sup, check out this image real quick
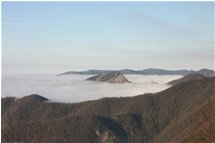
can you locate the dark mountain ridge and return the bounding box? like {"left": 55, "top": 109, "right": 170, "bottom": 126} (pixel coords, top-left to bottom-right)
{"left": 167, "top": 73, "right": 208, "bottom": 86}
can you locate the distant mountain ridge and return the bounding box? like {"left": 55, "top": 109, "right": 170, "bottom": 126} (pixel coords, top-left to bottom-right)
{"left": 59, "top": 68, "right": 215, "bottom": 77}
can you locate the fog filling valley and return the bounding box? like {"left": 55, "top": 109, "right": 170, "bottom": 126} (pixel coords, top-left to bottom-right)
{"left": 2, "top": 74, "right": 183, "bottom": 103}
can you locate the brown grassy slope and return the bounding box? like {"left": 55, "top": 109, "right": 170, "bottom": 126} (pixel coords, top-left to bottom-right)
{"left": 2, "top": 77, "right": 215, "bottom": 143}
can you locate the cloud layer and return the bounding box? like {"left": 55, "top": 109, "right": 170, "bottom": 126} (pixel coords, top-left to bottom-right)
{"left": 2, "top": 74, "right": 182, "bottom": 103}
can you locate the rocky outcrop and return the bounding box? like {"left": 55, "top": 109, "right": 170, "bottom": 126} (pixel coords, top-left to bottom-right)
{"left": 86, "top": 72, "right": 131, "bottom": 83}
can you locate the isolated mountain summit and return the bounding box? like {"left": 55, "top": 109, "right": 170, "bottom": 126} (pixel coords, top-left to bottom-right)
{"left": 86, "top": 72, "right": 131, "bottom": 83}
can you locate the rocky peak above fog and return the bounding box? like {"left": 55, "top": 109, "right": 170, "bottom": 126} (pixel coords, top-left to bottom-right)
{"left": 86, "top": 72, "right": 131, "bottom": 84}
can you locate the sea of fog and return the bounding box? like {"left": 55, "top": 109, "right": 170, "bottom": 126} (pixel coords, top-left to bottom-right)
{"left": 2, "top": 74, "right": 183, "bottom": 103}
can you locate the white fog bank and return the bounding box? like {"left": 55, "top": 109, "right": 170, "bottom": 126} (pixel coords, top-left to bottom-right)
{"left": 2, "top": 74, "right": 182, "bottom": 103}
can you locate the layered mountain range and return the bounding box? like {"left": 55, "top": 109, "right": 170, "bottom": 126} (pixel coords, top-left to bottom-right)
{"left": 2, "top": 74, "right": 215, "bottom": 143}
{"left": 59, "top": 68, "right": 215, "bottom": 77}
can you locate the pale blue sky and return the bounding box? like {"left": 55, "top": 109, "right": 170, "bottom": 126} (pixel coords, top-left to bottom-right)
{"left": 2, "top": 2, "right": 214, "bottom": 73}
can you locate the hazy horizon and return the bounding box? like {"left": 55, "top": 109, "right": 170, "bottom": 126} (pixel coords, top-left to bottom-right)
{"left": 2, "top": 2, "right": 214, "bottom": 74}
{"left": 2, "top": 67, "right": 215, "bottom": 75}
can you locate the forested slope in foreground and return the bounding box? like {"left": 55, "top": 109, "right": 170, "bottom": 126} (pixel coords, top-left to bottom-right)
{"left": 2, "top": 77, "right": 215, "bottom": 143}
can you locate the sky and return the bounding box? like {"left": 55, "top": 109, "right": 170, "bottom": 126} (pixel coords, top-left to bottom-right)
{"left": 2, "top": 2, "right": 215, "bottom": 74}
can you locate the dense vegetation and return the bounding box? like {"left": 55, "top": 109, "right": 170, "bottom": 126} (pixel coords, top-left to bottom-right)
{"left": 2, "top": 77, "right": 215, "bottom": 143}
